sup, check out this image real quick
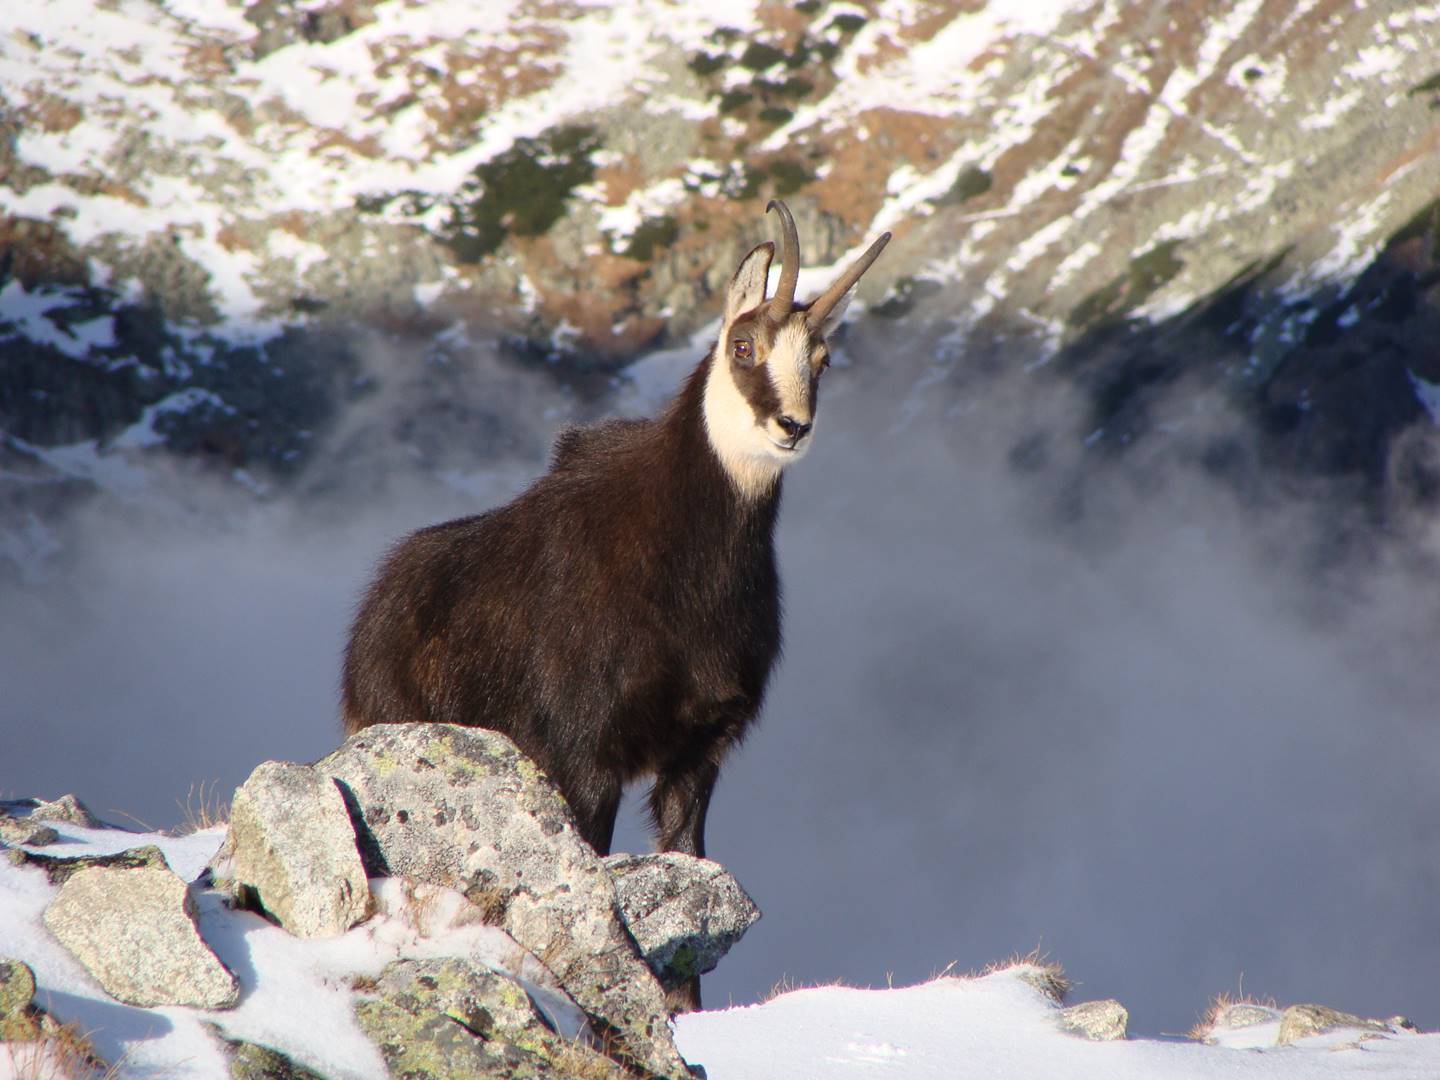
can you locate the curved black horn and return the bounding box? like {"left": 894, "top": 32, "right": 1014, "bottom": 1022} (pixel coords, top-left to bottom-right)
{"left": 805, "top": 231, "right": 892, "bottom": 328}
{"left": 766, "top": 199, "right": 801, "bottom": 315}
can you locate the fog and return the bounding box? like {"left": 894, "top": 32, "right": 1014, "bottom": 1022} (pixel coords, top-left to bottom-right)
{"left": 4, "top": 327, "right": 1439, "bottom": 1037}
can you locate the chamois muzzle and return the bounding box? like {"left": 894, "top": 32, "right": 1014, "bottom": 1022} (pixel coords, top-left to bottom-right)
{"left": 777, "top": 415, "right": 812, "bottom": 446}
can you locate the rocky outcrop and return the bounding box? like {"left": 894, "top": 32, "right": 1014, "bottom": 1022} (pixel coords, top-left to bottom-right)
{"left": 1193, "top": 998, "right": 1416, "bottom": 1048}
{"left": 316, "top": 723, "right": 695, "bottom": 1078}
{"left": 604, "top": 853, "right": 760, "bottom": 993}
{"left": 1058, "top": 999, "right": 1128, "bottom": 1041}
{"left": 0, "top": 812, "right": 58, "bottom": 848}
{"left": 42, "top": 859, "right": 240, "bottom": 1009}
{"left": 354, "top": 958, "right": 626, "bottom": 1079}
{"left": 208, "top": 761, "right": 372, "bottom": 938}
{"left": 1276, "top": 1003, "right": 1411, "bottom": 1046}
{"left": 28, "top": 794, "right": 101, "bottom": 829}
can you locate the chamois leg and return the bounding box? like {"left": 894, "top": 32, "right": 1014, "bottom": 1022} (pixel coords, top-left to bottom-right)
{"left": 566, "top": 777, "right": 623, "bottom": 857}
{"left": 648, "top": 758, "right": 719, "bottom": 858}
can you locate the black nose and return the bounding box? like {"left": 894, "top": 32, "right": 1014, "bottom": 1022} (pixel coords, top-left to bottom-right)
{"left": 777, "top": 415, "right": 812, "bottom": 443}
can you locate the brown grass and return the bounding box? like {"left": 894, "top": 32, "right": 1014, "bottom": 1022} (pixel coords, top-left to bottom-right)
{"left": 548, "top": 1033, "right": 631, "bottom": 1080}
{"left": 758, "top": 973, "right": 857, "bottom": 1004}
{"left": 173, "top": 780, "right": 230, "bottom": 835}
{"left": 0, "top": 1016, "right": 120, "bottom": 1080}
{"left": 976, "top": 948, "right": 1071, "bottom": 1004}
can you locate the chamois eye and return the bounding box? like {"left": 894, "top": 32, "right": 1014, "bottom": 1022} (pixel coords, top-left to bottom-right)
{"left": 732, "top": 339, "right": 752, "bottom": 361}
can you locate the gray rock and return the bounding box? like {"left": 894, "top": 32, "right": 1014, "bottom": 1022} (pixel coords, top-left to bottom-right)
{"left": 209, "top": 761, "right": 372, "bottom": 938}
{"left": 0, "top": 811, "right": 59, "bottom": 848}
{"left": 1058, "top": 999, "right": 1128, "bottom": 1041}
{"left": 29, "top": 794, "right": 101, "bottom": 829}
{"left": 354, "top": 957, "right": 625, "bottom": 1079}
{"left": 603, "top": 853, "right": 759, "bottom": 991}
{"left": 1211, "top": 1002, "right": 1282, "bottom": 1031}
{"left": 43, "top": 861, "right": 240, "bottom": 1009}
{"left": 316, "top": 724, "right": 693, "bottom": 1078}
{"left": 1276, "top": 1003, "right": 1396, "bottom": 1045}
{"left": 5, "top": 843, "right": 169, "bottom": 886}
{"left": 0, "top": 958, "right": 43, "bottom": 1041}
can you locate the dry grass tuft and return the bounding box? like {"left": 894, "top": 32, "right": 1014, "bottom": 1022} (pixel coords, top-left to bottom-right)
{"left": 969, "top": 948, "right": 1071, "bottom": 1003}
{"left": 347, "top": 972, "right": 380, "bottom": 994}
{"left": 549, "top": 1033, "right": 631, "bottom": 1079}
{"left": 758, "top": 973, "right": 857, "bottom": 1004}
{"left": 0, "top": 1016, "right": 120, "bottom": 1079}
{"left": 1187, "top": 989, "right": 1280, "bottom": 1040}
{"left": 173, "top": 779, "right": 230, "bottom": 835}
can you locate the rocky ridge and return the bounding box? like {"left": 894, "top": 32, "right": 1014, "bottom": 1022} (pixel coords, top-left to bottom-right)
{"left": 1, "top": 725, "right": 762, "bottom": 1078}
{"left": 2, "top": 0, "right": 1438, "bottom": 576}
{"left": 1, "top": 772, "right": 1428, "bottom": 1075}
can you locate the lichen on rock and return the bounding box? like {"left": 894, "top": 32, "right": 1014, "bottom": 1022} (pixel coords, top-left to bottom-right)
{"left": 0, "top": 958, "right": 43, "bottom": 1042}
{"left": 208, "top": 760, "right": 373, "bottom": 938}
{"left": 42, "top": 859, "right": 240, "bottom": 1010}
{"left": 353, "top": 957, "right": 626, "bottom": 1079}
{"left": 317, "top": 723, "right": 696, "bottom": 1077}
{"left": 603, "top": 852, "right": 760, "bottom": 991}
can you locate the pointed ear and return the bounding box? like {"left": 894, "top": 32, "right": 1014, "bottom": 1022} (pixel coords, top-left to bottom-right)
{"left": 811, "top": 289, "right": 852, "bottom": 337}
{"left": 724, "top": 242, "right": 773, "bottom": 323}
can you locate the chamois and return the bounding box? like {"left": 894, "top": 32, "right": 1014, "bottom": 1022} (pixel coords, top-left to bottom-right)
{"left": 342, "top": 200, "right": 890, "bottom": 863}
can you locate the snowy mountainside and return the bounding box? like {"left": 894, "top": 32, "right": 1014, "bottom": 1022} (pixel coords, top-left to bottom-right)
{"left": 1, "top": 0, "right": 1439, "bottom": 562}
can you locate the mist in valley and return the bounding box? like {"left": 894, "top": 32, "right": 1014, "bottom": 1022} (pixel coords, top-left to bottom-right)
{"left": 3, "top": 323, "right": 1439, "bottom": 1038}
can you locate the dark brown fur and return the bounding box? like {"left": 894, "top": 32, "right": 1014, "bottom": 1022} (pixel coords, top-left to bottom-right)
{"left": 341, "top": 354, "right": 782, "bottom": 859}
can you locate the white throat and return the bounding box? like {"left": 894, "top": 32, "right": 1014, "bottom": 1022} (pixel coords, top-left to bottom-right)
{"left": 701, "top": 352, "right": 788, "bottom": 501}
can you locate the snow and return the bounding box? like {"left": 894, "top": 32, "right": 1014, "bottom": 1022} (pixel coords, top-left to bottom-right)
{"left": 6, "top": 814, "right": 1440, "bottom": 1079}
{"left": 0, "top": 819, "right": 588, "bottom": 1079}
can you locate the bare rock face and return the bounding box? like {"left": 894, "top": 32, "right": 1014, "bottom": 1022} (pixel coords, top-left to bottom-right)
{"left": 208, "top": 760, "right": 373, "bottom": 938}
{"left": 42, "top": 860, "right": 240, "bottom": 1009}
{"left": 0, "top": 811, "right": 58, "bottom": 848}
{"left": 28, "top": 794, "right": 101, "bottom": 829}
{"left": 354, "top": 957, "right": 625, "bottom": 1079}
{"left": 1209, "top": 1002, "right": 1282, "bottom": 1032}
{"left": 1058, "top": 999, "right": 1128, "bottom": 1041}
{"left": 1276, "top": 1003, "right": 1404, "bottom": 1046}
{"left": 316, "top": 723, "right": 694, "bottom": 1078}
{"left": 603, "top": 853, "right": 760, "bottom": 993}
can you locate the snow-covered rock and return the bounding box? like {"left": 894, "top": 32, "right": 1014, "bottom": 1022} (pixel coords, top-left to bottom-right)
{"left": 42, "top": 859, "right": 241, "bottom": 1009}
{"left": 1276, "top": 1002, "right": 1409, "bottom": 1046}
{"left": 209, "top": 760, "right": 373, "bottom": 939}
{"left": 2, "top": 0, "right": 1437, "bottom": 557}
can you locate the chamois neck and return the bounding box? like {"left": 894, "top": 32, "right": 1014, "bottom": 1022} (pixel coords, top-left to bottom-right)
{"left": 680, "top": 351, "right": 785, "bottom": 503}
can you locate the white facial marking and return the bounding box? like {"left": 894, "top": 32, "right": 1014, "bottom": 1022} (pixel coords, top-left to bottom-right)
{"left": 702, "top": 317, "right": 819, "bottom": 500}
{"left": 767, "top": 321, "right": 816, "bottom": 437}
